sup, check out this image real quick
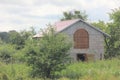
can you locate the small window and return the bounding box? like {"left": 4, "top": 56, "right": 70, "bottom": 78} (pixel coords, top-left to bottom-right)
{"left": 77, "top": 54, "right": 87, "bottom": 61}
{"left": 74, "top": 29, "right": 89, "bottom": 49}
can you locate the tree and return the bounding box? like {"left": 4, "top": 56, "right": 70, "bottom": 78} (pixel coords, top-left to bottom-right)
{"left": 8, "top": 27, "right": 36, "bottom": 50}
{"left": 0, "top": 32, "right": 9, "bottom": 43}
{"left": 24, "top": 26, "right": 72, "bottom": 78}
{"left": 91, "top": 20, "right": 108, "bottom": 32}
{"left": 105, "top": 8, "right": 120, "bottom": 58}
{"left": 61, "top": 10, "right": 88, "bottom": 21}
{"left": 20, "top": 27, "right": 36, "bottom": 41}
{"left": 8, "top": 30, "right": 25, "bottom": 50}
{"left": 0, "top": 44, "right": 15, "bottom": 63}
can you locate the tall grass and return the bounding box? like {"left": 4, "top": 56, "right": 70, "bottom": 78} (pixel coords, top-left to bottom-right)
{"left": 0, "top": 58, "right": 120, "bottom": 80}
{"left": 0, "top": 62, "right": 31, "bottom": 80}
{"left": 60, "top": 58, "right": 120, "bottom": 80}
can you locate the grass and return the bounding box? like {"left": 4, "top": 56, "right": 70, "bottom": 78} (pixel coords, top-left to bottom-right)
{"left": 60, "top": 58, "right": 120, "bottom": 80}
{"left": 0, "top": 58, "right": 120, "bottom": 80}
{"left": 0, "top": 62, "right": 31, "bottom": 80}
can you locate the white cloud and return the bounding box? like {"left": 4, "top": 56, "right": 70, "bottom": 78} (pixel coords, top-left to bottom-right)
{"left": 0, "top": 0, "right": 36, "bottom": 6}
{"left": 0, "top": 0, "right": 120, "bottom": 32}
{"left": 28, "top": 4, "right": 75, "bottom": 17}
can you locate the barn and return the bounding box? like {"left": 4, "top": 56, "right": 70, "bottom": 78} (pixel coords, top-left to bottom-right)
{"left": 34, "top": 19, "right": 110, "bottom": 61}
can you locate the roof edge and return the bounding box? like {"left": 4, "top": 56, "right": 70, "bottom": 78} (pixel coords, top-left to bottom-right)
{"left": 80, "top": 19, "right": 110, "bottom": 38}
{"left": 58, "top": 19, "right": 110, "bottom": 38}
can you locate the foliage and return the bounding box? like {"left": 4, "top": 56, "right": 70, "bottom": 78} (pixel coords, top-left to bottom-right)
{"left": 0, "top": 27, "right": 36, "bottom": 50}
{"left": 12, "top": 49, "right": 26, "bottom": 63}
{"left": 0, "top": 62, "right": 31, "bottom": 80}
{"left": 24, "top": 26, "right": 72, "bottom": 78}
{"left": 60, "top": 58, "right": 120, "bottom": 80}
{"left": 0, "top": 32, "right": 9, "bottom": 43}
{"left": 0, "top": 27, "right": 36, "bottom": 64}
{"left": 20, "top": 27, "right": 36, "bottom": 41}
{"left": 91, "top": 20, "right": 108, "bottom": 32}
{"left": 105, "top": 8, "right": 120, "bottom": 58}
{"left": 61, "top": 10, "right": 88, "bottom": 21}
{"left": 0, "top": 58, "right": 120, "bottom": 80}
{"left": 8, "top": 30, "right": 25, "bottom": 50}
{"left": 0, "top": 44, "right": 16, "bottom": 63}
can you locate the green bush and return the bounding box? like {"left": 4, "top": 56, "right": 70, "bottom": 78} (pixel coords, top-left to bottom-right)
{"left": 0, "top": 62, "right": 31, "bottom": 80}
{"left": 12, "top": 49, "right": 25, "bottom": 63}
{"left": 0, "top": 44, "right": 15, "bottom": 63}
{"left": 0, "top": 57, "right": 120, "bottom": 80}
{"left": 24, "top": 27, "right": 71, "bottom": 79}
{"left": 60, "top": 58, "right": 120, "bottom": 80}
{"left": 0, "top": 73, "right": 9, "bottom": 80}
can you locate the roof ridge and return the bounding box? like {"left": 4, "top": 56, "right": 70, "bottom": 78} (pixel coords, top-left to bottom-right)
{"left": 33, "top": 19, "right": 110, "bottom": 38}
{"left": 79, "top": 19, "right": 110, "bottom": 37}
{"left": 55, "top": 19, "right": 110, "bottom": 37}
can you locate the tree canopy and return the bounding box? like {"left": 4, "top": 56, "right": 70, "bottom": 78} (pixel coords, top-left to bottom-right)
{"left": 61, "top": 10, "right": 88, "bottom": 21}
{"left": 91, "top": 20, "right": 108, "bottom": 32}
{"left": 105, "top": 8, "right": 120, "bottom": 58}
{"left": 24, "top": 26, "right": 72, "bottom": 78}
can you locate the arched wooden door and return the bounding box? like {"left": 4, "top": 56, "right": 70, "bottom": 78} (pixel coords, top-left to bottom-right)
{"left": 74, "top": 29, "right": 89, "bottom": 49}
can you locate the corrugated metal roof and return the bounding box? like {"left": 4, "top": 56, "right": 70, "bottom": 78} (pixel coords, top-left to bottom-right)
{"left": 54, "top": 19, "right": 80, "bottom": 32}
{"left": 33, "top": 19, "right": 110, "bottom": 38}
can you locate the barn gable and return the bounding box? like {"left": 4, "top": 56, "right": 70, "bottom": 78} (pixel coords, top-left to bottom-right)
{"left": 54, "top": 19, "right": 110, "bottom": 37}
{"left": 34, "top": 19, "right": 109, "bottom": 38}
{"left": 54, "top": 19, "right": 109, "bottom": 61}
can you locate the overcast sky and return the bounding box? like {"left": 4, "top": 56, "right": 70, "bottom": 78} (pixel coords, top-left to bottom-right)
{"left": 0, "top": 0, "right": 119, "bottom": 32}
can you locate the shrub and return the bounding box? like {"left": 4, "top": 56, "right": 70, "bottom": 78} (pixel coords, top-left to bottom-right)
{"left": 0, "top": 44, "right": 15, "bottom": 63}
{"left": 0, "top": 73, "right": 9, "bottom": 80}
{"left": 24, "top": 27, "right": 72, "bottom": 79}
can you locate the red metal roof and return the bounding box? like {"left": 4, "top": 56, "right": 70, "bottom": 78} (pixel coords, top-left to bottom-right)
{"left": 33, "top": 19, "right": 79, "bottom": 38}
{"left": 33, "top": 19, "right": 110, "bottom": 38}
{"left": 54, "top": 19, "right": 79, "bottom": 32}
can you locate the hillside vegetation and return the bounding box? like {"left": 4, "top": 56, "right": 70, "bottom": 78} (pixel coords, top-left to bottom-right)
{"left": 60, "top": 58, "right": 120, "bottom": 80}
{"left": 0, "top": 58, "right": 120, "bottom": 80}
